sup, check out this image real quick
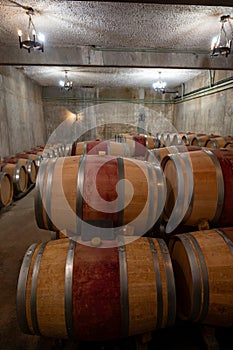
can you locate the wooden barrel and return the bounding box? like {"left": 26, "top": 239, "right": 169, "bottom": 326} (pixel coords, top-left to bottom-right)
{"left": 35, "top": 155, "right": 166, "bottom": 235}
{"left": 181, "top": 133, "right": 196, "bottom": 146}
{"left": 169, "top": 228, "right": 233, "bottom": 326}
{"left": 0, "top": 172, "right": 13, "bottom": 207}
{"left": 145, "top": 145, "right": 201, "bottom": 164}
{"left": 209, "top": 149, "right": 233, "bottom": 227}
{"left": 170, "top": 133, "right": 186, "bottom": 146}
{"left": 71, "top": 140, "right": 131, "bottom": 157}
{"left": 224, "top": 141, "right": 233, "bottom": 149}
{"left": 158, "top": 133, "right": 168, "bottom": 147}
{"left": 3, "top": 158, "right": 37, "bottom": 184}
{"left": 124, "top": 134, "right": 155, "bottom": 150}
{"left": 1, "top": 163, "right": 28, "bottom": 195}
{"left": 161, "top": 149, "right": 232, "bottom": 233}
{"left": 64, "top": 143, "right": 75, "bottom": 156}
{"left": 16, "top": 153, "right": 42, "bottom": 167}
{"left": 205, "top": 137, "right": 227, "bottom": 149}
{"left": 17, "top": 236, "right": 176, "bottom": 340}
{"left": 191, "top": 135, "right": 210, "bottom": 147}
{"left": 17, "top": 159, "right": 37, "bottom": 184}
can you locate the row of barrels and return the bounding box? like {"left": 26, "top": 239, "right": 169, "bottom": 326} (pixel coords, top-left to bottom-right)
{"left": 158, "top": 132, "right": 233, "bottom": 148}
{"left": 114, "top": 132, "right": 233, "bottom": 149}
{"left": 34, "top": 147, "right": 233, "bottom": 236}
{"left": 17, "top": 136, "right": 233, "bottom": 342}
{"left": 17, "top": 227, "right": 233, "bottom": 341}
{"left": 0, "top": 142, "right": 73, "bottom": 209}
{"left": 0, "top": 146, "right": 44, "bottom": 208}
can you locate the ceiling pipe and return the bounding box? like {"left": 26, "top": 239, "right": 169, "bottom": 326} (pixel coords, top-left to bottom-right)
{"left": 175, "top": 75, "right": 233, "bottom": 103}
{"left": 42, "top": 75, "right": 233, "bottom": 104}
{"left": 42, "top": 97, "right": 172, "bottom": 104}
{"left": 67, "top": 0, "right": 233, "bottom": 7}
{"left": 91, "top": 46, "right": 209, "bottom": 55}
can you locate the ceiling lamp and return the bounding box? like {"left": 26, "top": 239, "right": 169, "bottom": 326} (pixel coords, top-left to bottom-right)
{"left": 152, "top": 72, "right": 167, "bottom": 93}
{"left": 18, "top": 9, "right": 44, "bottom": 53}
{"left": 59, "top": 71, "right": 73, "bottom": 91}
{"left": 211, "top": 15, "right": 232, "bottom": 57}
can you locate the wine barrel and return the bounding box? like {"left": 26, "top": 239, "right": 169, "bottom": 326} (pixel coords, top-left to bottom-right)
{"left": 179, "top": 133, "right": 196, "bottom": 146}
{"left": 64, "top": 143, "right": 75, "bottom": 156}
{"left": 71, "top": 140, "right": 131, "bottom": 158}
{"left": 165, "top": 133, "right": 183, "bottom": 147}
{"left": 35, "top": 155, "right": 166, "bottom": 235}
{"left": 209, "top": 149, "right": 233, "bottom": 227}
{"left": 161, "top": 149, "right": 233, "bottom": 233}
{"left": 124, "top": 134, "right": 155, "bottom": 150}
{"left": 3, "top": 158, "right": 37, "bottom": 184}
{"left": 145, "top": 145, "right": 201, "bottom": 164}
{"left": 17, "top": 236, "right": 176, "bottom": 340}
{"left": 224, "top": 141, "right": 233, "bottom": 149}
{"left": 17, "top": 159, "right": 37, "bottom": 184}
{"left": 191, "top": 135, "right": 210, "bottom": 147}
{"left": 169, "top": 228, "right": 233, "bottom": 326}
{"left": 205, "top": 137, "right": 227, "bottom": 149}
{"left": 16, "top": 153, "right": 42, "bottom": 168}
{"left": 1, "top": 163, "right": 28, "bottom": 195}
{"left": 171, "top": 133, "right": 186, "bottom": 146}
{"left": 0, "top": 172, "right": 13, "bottom": 207}
{"left": 158, "top": 133, "right": 168, "bottom": 147}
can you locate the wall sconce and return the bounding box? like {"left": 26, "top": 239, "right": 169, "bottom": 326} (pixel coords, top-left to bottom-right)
{"left": 152, "top": 72, "right": 167, "bottom": 93}
{"left": 59, "top": 71, "right": 73, "bottom": 91}
{"left": 18, "top": 9, "right": 44, "bottom": 53}
{"left": 211, "top": 15, "right": 232, "bottom": 57}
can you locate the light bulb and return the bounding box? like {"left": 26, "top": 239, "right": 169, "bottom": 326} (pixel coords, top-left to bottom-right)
{"left": 38, "top": 33, "right": 45, "bottom": 42}
{"left": 211, "top": 36, "right": 219, "bottom": 50}
{"left": 18, "top": 29, "right": 22, "bottom": 37}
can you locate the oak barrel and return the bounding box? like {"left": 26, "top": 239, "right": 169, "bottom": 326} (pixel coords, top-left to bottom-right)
{"left": 224, "top": 141, "right": 233, "bottom": 149}
{"left": 16, "top": 158, "right": 37, "bottom": 184}
{"left": 0, "top": 172, "right": 13, "bottom": 207}
{"left": 17, "top": 153, "right": 42, "bottom": 167}
{"left": 191, "top": 135, "right": 210, "bottom": 147}
{"left": 1, "top": 163, "right": 28, "bottom": 195}
{"left": 161, "top": 149, "right": 231, "bottom": 233}
{"left": 2, "top": 158, "right": 37, "bottom": 184}
{"left": 181, "top": 133, "right": 196, "bottom": 146}
{"left": 170, "top": 133, "right": 186, "bottom": 146}
{"left": 71, "top": 140, "right": 131, "bottom": 157}
{"left": 145, "top": 145, "right": 201, "bottom": 164}
{"left": 205, "top": 137, "right": 227, "bottom": 149}
{"left": 35, "top": 155, "right": 166, "bottom": 235}
{"left": 169, "top": 228, "right": 233, "bottom": 326}
{"left": 17, "top": 236, "right": 176, "bottom": 340}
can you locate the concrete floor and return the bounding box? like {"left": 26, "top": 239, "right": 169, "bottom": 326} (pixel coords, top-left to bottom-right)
{"left": 0, "top": 188, "right": 232, "bottom": 350}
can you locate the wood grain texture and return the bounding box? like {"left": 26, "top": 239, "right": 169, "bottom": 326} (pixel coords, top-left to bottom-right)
{"left": 210, "top": 149, "right": 233, "bottom": 226}
{"left": 0, "top": 172, "right": 13, "bottom": 206}
{"left": 36, "top": 240, "right": 69, "bottom": 338}
{"left": 82, "top": 156, "right": 118, "bottom": 224}
{"left": 36, "top": 155, "right": 162, "bottom": 234}
{"left": 163, "top": 150, "right": 219, "bottom": 227}
{"left": 25, "top": 244, "right": 41, "bottom": 334}
{"left": 169, "top": 229, "right": 233, "bottom": 326}
{"left": 3, "top": 163, "right": 28, "bottom": 193}
{"left": 72, "top": 243, "right": 121, "bottom": 341}
{"left": 19, "top": 236, "right": 176, "bottom": 341}
{"left": 126, "top": 238, "right": 157, "bottom": 335}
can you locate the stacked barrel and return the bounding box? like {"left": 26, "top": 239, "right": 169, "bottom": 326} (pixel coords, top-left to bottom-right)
{"left": 0, "top": 143, "right": 71, "bottom": 208}
{"left": 16, "top": 133, "right": 233, "bottom": 343}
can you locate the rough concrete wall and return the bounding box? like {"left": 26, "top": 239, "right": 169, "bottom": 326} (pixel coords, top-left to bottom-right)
{"left": 174, "top": 70, "right": 233, "bottom": 136}
{"left": 42, "top": 86, "right": 175, "bottom": 144}
{"left": 0, "top": 67, "right": 45, "bottom": 157}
